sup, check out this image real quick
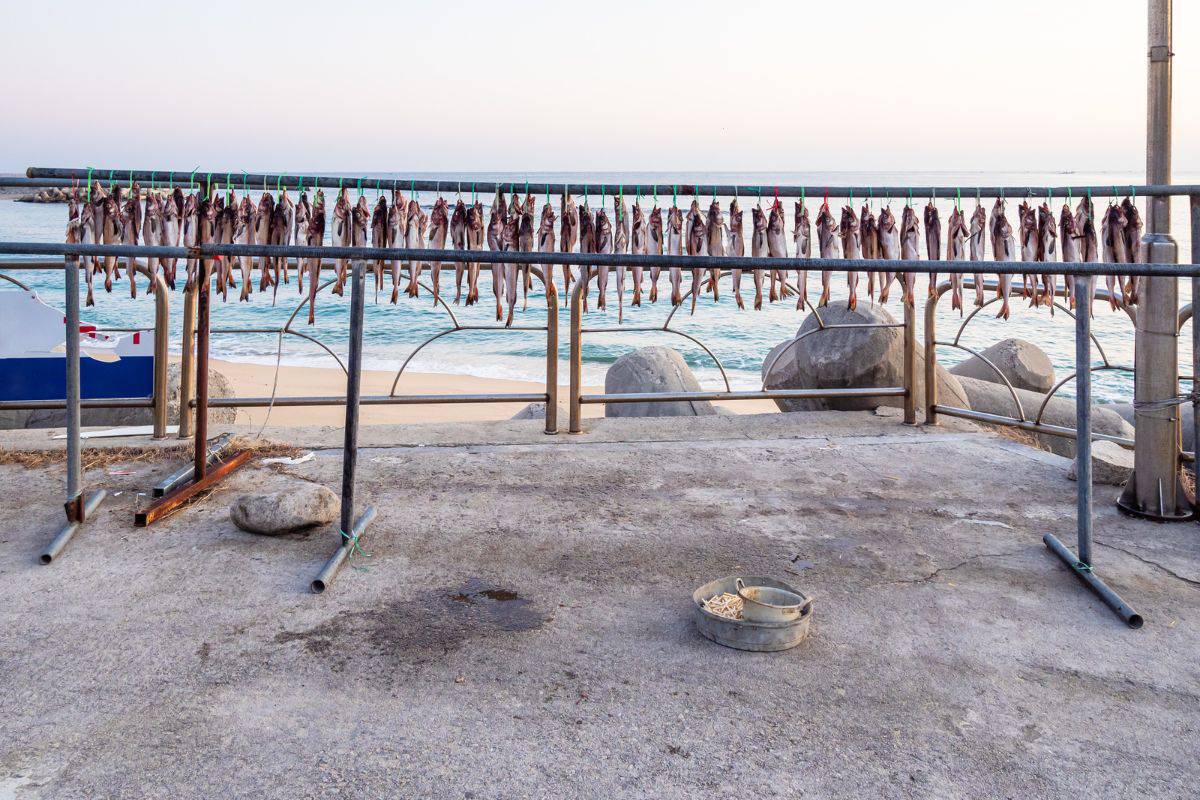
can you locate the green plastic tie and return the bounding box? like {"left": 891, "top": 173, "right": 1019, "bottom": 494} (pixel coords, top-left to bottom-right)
{"left": 206, "top": 173, "right": 213, "bottom": 199}
{"left": 340, "top": 527, "right": 372, "bottom": 569}
{"left": 546, "top": 183, "right": 550, "bottom": 205}
{"left": 672, "top": 185, "right": 677, "bottom": 206}
{"left": 955, "top": 188, "right": 961, "bottom": 211}
{"left": 1075, "top": 561, "right": 1092, "bottom": 574}
{"left": 653, "top": 184, "right": 658, "bottom": 205}
{"left": 149, "top": 171, "right": 155, "bottom": 191}
{"left": 358, "top": 178, "right": 363, "bottom": 197}
{"left": 86, "top": 167, "right": 93, "bottom": 201}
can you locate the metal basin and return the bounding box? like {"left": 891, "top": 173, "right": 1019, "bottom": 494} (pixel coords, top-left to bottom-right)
{"left": 692, "top": 575, "right": 814, "bottom": 652}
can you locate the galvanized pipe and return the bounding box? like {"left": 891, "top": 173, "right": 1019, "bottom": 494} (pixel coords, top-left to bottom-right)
{"left": 569, "top": 278, "right": 585, "bottom": 433}
{"left": 193, "top": 177, "right": 211, "bottom": 481}
{"left": 544, "top": 286, "right": 559, "bottom": 435}
{"left": 1042, "top": 533, "right": 1143, "bottom": 629}
{"left": 199, "top": 392, "right": 547, "bottom": 408}
{"left": 40, "top": 489, "right": 107, "bottom": 565}
{"left": 339, "top": 261, "right": 366, "bottom": 551}
{"left": 152, "top": 435, "right": 233, "bottom": 497}
{"left": 1075, "top": 276, "right": 1094, "bottom": 565}
{"left": 311, "top": 505, "right": 376, "bottom": 594}
{"left": 580, "top": 387, "right": 906, "bottom": 404}
{"left": 0, "top": 397, "right": 154, "bottom": 410}
{"left": 2, "top": 241, "right": 1195, "bottom": 278}
{"left": 179, "top": 283, "right": 197, "bottom": 439}
{"left": 21, "top": 170, "right": 1200, "bottom": 199}
{"left": 903, "top": 300, "right": 917, "bottom": 424}
{"left": 63, "top": 254, "right": 82, "bottom": 516}
{"left": 932, "top": 405, "right": 1136, "bottom": 448}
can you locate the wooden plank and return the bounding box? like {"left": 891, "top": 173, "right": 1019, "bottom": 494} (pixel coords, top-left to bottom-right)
{"left": 134, "top": 450, "right": 252, "bottom": 527}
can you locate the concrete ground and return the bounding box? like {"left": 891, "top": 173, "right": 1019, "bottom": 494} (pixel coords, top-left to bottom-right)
{"left": 0, "top": 411, "right": 1197, "bottom": 799}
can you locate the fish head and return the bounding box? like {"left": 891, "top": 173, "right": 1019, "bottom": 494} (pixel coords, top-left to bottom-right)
{"left": 667, "top": 206, "right": 682, "bottom": 230}
{"left": 540, "top": 202, "right": 555, "bottom": 227}
{"left": 840, "top": 206, "right": 859, "bottom": 233}
{"left": 878, "top": 206, "right": 895, "bottom": 230}
{"left": 649, "top": 207, "right": 663, "bottom": 233}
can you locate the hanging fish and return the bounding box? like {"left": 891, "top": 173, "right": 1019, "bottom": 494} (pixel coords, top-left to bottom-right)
{"left": 427, "top": 196, "right": 449, "bottom": 305}
{"left": 235, "top": 194, "right": 256, "bottom": 301}
{"left": 488, "top": 190, "right": 508, "bottom": 320}
{"left": 405, "top": 197, "right": 427, "bottom": 298}
{"left": 76, "top": 196, "right": 98, "bottom": 307}
{"left": 1076, "top": 196, "right": 1100, "bottom": 312}
{"left": 141, "top": 192, "right": 162, "bottom": 293}
{"left": 255, "top": 192, "right": 275, "bottom": 292}
{"left": 989, "top": 198, "right": 1015, "bottom": 320}
{"left": 537, "top": 200, "right": 557, "bottom": 301}
{"left": 613, "top": 194, "right": 630, "bottom": 321}
{"left": 330, "top": 188, "right": 352, "bottom": 296}
{"left": 121, "top": 183, "right": 142, "bottom": 298}
{"left": 1059, "top": 200, "right": 1081, "bottom": 309}
{"left": 502, "top": 205, "right": 521, "bottom": 325}
{"left": 450, "top": 198, "right": 468, "bottom": 304}
{"left": 304, "top": 190, "right": 326, "bottom": 324}
{"left": 705, "top": 199, "right": 724, "bottom": 303}
{"left": 270, "top": 189, "right": 296, "bottom": 302}
{"left": 898, "top": 203, "right": 920, "bottom": 307}
{"left": 182, "top": 190, "right": 200, "bottom": 291}
{"left": 516, "top": 200, "right": 536, "bottom": 316}
{"left": 923, "top": 201, "right": 940, "bottom": 299}
{"left": 595, "top": 206, "right": 614, "bottom": 313}
{"left": 968, "top": 201, "right": 987, "bottom": 307}
{"left": 665, "top": 204, "right": 684, "bottom": 307}
{"left": 214, "top": 195, "right": 237, "bottom": 302}
{"left": 466, "top": 198, "right": 484, "bottom": 305}
{"left": 815, "top": 201, "right": 841, "bottom": 306}
{"left": 386, "top": 190, "right": 408, "bottom": 304}
{"left": 839, "top": 205, "right": 861, "bottom": 310}
{"left": 87, "top": 183, "right": 110, "bottom": 291}
{"left": 370, "top": 194, "right": 390, "bottom": 303}
{"left": 559, "top": 192, "right": 579, "bottom": 298}
{"left": 1037, "top": 203, "right": 1058, "bottom": 311}
{"left": 685, "top": 199, "right": 707, "bottom": 315}
{"left": 859, "top": 203, "right": 878, "bottom": 301}
{"left": 630, "top": 200, "right": 647, "bottom": 307}
{"left": 647, "top": 204, "right": 664, "bottom": 303}
{"left": 750, "top": 204, "right": 768, "bottom": 310}
{"left": 727, "top": 199, "right": 746, "bottom": 309}
{"left": 792, "top": 201, "right": 811, "bottom": 311}
{"left": 877, "top": 206, "right": 900, "bottom": 303}
{"left": 766, "top": 201, "right": 789, "bottom": 301}
{"left": 945, "top": 206, "right": 969, "bottom": 313}
{"left": 1101, "top": 201, "right": 1129, "bottom": 310}
{"left": 577, "top": 200, "right": 596, "bottom": 312}
{"left": 293, "top": 191, "right": 311, "bottom": 296}
{"left": 159, "top": 188, "right": 183, "bottom": 290}
{"left": 1121, "top": 197, "right": 1142, "bottom": 305}
{"left": 1017, "top": 201, "right": 1038, "bottom": 303}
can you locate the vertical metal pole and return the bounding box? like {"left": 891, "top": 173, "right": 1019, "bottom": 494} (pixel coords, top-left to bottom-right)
{"left": 922, "top": 292, "right": 938, "bottom": 424}
{"left": 1122, "top": 0, "right": 1188, "bottom": 518}
{"left": 1192, "top": 195, "right": 1199, "bottom": 512}
{"left": 151, "top": 274, "right": 169, "bottom": 438}
{"left": 178, "top": 282, "right": 196, "bottom": 439}
{"left": 63, "top": 254, "right": 83, "bottom": 521}
{"left": 904, "top": 298, "right": 917, "bottom": 424}
{"left": 193, "top": 182, "right": 211, "bottom": 481}
{"left": 340, "top": 260, "right": 366, "bottom": 537}
{"left": 544, "top": 286, "right": 559, "bottom": 434}
{"left": 1075, "top": 275, "right": 1094, "bottom": 565}
{"left": 569, "top": 280, "right": 584, "bottom": 433}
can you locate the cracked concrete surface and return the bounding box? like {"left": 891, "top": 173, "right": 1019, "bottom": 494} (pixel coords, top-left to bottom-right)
{"left": 0, "top": 411, "right": 1197, "bottom": 798}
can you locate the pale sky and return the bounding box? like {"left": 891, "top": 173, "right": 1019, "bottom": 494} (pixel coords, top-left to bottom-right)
{"left": 1, "top": 0, "right": 1195, "bottom": 173}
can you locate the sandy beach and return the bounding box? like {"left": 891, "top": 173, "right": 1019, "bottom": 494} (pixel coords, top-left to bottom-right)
{"left": 211, "top": 358, "right": 780, "bottom": 427}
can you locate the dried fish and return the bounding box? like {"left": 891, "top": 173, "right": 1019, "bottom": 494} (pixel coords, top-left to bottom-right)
{"left": 516, "top": 199, "right": 536, "bottom": 317}
{"left": 898, "top": 204, "right": 920, "bottom": 307}
{"left": 386, "top": 190, "right": 408, "bottom": 304}
{"left": 859, "top": 203, "right": 878, "bottom": 301}
{"left": 304, "top": 190, "right": 326, "bottom": 325}
{"left": 968, "top": 202, "right": 987, "bottom": 307}
{"left": 255, "top": 192, "right": 275, "bottom": 292}
{"left": 450, "top": 198, "right": 468, "bottom": 303}
{"left": 182, "top": 190, "right": 200, "bottom": 292}
{"left": 466, "top": 198, "right": 484, "bottom": 305}
{"left": 614, "top": 194, "right": 630, "bottom": 321}
{"left": 577, "top": 201, "right": 596, "bottom": 312}
{"left": 160, "top": 188, "right": 183, "bottom": 290}
{"left": 559, "top": 192, "right": 579, "bottom": 298}
{"left": 538, "top": 199, "right": 557, "bottom": 301}
{"left": 839, "top": 205, "right": 861, "bottom": 310}
{"left": 1075, "top": 196, "right": 1100, "bottom": 312}
{"left": 665, "top": 204, "right": 684, "bottom": 306}
{"left": 727, "top": 199, "right": 745, "bottom": 309}
{"left": 923, "top": 201, "right": 940, "bottom": 299}
{"left": 766, "top": 201, "right": 790, "bottom": 301}
{"left": 1017, "top": 201, "right": 1038, "bottom": 303}
{"left": 405, "top": 197, "right": 427, "bottom": 298}
{"left": 685, "top": 199, "right": 707, "bottom": 314}
{"left": 141, "top": 192, "right": 162, "bottom": 293}
{"left": 1101, "top": 201, "right": 1129, "bottom": 310}
{"left": 945, "top": 206, "right": 969, "bottom": 313}
{"left": 792, "top": 201, "right": 811, "bottom": 311}
{"left": 1121, "top": 197, "right": 1142, "bottom": 305}
{"left": 647, "top": 204, "right": 664, "bottom": 303}
{"left": 371, "top": 194, "right": 390, "bottom": 303}
{"left": 595, "top": 206, "right": 613, "bottom": 313}
{"left": 502, "top": 203, "right": 521, "bottom": 325}
{"left": 121, "top": 183, "right": 142, "bottom": 298}
{"left": 877, "top": 205, "right": 900, "bottom": 304}
{"left": 214, "top": 194, "right": 237, "bottom": 302}
{"left": 1059, "top": 201, "right": 1081, "bottom": 309}
{"left": 705, "top": 199, "right": 724, "bottom": 303}
{"left": 815, "top": 201, "right": 841, "bottom": 307}
{"left": 750, "top": 204, "right": 768, "bottom": 309}
{"left": 1037, "top": 203, "right": 1057, "bottom": 311}
{"left": 67, "top": 193, "right": 94, "bottom": 306}
{"left": 234, "top": 194, "right": 256, "bottom": 301}
{"left": 630, "top": 200, "right": 647, "bottom": 307}
{"left": 428, "top": 196, "right": 449, "bottom": 305}
{"left": 488, "top": 190, "right": 508, "bottom": 320}
{"left": 989, "top": 199, "right": 1015, "bottom": 320}
{"left": 270, "top": 189, "right": 295, "bottom": 303}
{"left": 332, "top": 188, "right": 352, "bottom": 296}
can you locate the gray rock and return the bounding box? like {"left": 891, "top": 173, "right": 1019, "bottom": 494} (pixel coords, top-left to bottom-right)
{"left": 762, "top": 302, "right": 969, "bottom": 415}
{"left": 230, "top": 483, "right": 339, "bottom": 536}
{"left": 949, "top": 338, "right": 1056, "bottom": 394}
{"left": 511, "top": 401, "right": 570, "bottom": 427}
{"left": 0, "top": 363, "right": 236, "bottom": 430}
{"left": 1105, "top": 401, "right": 1197, "bottom": 453}
{"left": 955, "top": 375, "right": 1134, "bottom": 458}
{"left": 604, "top": 346, "right": 716, "bottom": 418}
{"left": 1067, "top": 440, "right": 1135, "bottom": 486}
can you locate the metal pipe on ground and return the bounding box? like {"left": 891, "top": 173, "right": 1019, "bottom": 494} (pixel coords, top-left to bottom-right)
{"left": 41, "top": 489, "right": 107, "bottom": 565}
{"left": 152, "top": 434, "right": 233, "bottom": 497}
{"left": 311, "top": 506, "right": 376, "bottom": 594}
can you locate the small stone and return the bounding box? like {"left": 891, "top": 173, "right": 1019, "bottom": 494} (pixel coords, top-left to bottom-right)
{"left": 1066, "top": 441, "right": 1135, "bottom": 486}
{"left": 230, "top": 483, "right": 339, "bottom": 535}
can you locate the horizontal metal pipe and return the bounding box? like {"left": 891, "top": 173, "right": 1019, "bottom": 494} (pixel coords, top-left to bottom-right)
{"left": 312, "top": 505, "right": 376, "bottom": 594}
{"left": 198, "top": 392, "right": 548, "bottom": 408}
{"left": 580, "top": 387, "right": 907, "bottom": 404}
{"left": 152, "top": 434, "right": 233, "bottom": 497}
{"left": 22, "top": 169, "right": 1200, "bottom": 199}
{"left": 2, "top": 242, "right": 1196, "bottom": 278}
{"left": 0, "top": 397, "right": 153, "bottom": 410}
{"left": 1043, "top": 533, "right": 1143, "bottom": 628}
{"left": 40, "top": 489, "right": 107, "bottom": 565}
{"left": 933, "top": 404, "right": 1136, "bottom": 448}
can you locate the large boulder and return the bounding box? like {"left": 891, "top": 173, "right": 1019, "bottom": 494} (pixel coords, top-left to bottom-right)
{"left": 0, "top": 363, "right": 236, "bottom": 430}
{"left": 955, "top": 375, "right": 1134, "bottom": 458}
{"left": 762, "top": 302, "right": 968, "bottom": 415}
{"left": 604, "top": 346, "right": 716, "bottom": 418}
{"left": 949, "top": 338, "right": 1055, "bottom": 394}
{"left": 1067, "top": 440, "right": 1135, "bottom": 486}
{"left": 230, "top": 483, "right": 339, "bottom": 535}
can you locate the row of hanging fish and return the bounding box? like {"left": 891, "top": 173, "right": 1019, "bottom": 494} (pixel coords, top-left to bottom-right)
{"left": 64, "top": 183, "right": 1144, "bottom": 324}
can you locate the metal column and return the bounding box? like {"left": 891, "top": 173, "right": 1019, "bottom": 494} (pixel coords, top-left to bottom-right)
{"left": 1120, "top": 0, "right": 1190, "bottom": 519}
{"left": 312, "top": 259, "right": 375, "bottom": 593}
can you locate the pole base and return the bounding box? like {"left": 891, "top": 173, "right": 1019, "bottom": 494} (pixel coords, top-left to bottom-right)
{"left": 1116, "top": 471, "right": 1194, "bottom": 522}
{"left": 311, "top": 506, "right": 377, "bottom": 594}
{"left": 1043, "top": 534, "right": 1144, "bottom": 628}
